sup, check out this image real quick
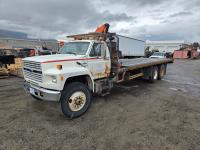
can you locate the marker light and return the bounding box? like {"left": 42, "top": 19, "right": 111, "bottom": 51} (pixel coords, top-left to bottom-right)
{"left": 56, "top": 64, "right": 62, "bottom": 70}
{"left": 61, "top": 76, "right": 64, "bottom": 81}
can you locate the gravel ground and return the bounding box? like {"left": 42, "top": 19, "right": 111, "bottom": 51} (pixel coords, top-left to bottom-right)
{"left": 0, "top": 59, "right": 200, "bottom": 150}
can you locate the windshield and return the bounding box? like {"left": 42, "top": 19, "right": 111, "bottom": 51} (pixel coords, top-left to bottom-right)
{"left": 153, "top": 52, "right": 164, "bottom": 56}
{"left": 59, "top": 42, "right": 90, "bottom": 55}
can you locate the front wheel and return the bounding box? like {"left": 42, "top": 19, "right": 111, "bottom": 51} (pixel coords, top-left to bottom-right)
{"left": 60, "top": 82, "right": 92, "bottom": 118}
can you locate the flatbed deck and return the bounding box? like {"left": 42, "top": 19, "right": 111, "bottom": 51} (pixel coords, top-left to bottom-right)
{"left": 119, "top": 58, "right": 172, "bottom": 70}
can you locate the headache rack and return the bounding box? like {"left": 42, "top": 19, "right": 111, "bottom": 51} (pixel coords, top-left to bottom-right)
{"left": 67, "top": 32, "right": 116, "bottom": 41}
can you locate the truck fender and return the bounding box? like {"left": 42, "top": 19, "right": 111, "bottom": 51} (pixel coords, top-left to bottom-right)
{"left": 61, "top": 67, "right": 95, "bottom": 92}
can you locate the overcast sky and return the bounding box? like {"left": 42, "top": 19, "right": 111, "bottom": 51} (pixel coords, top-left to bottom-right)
{"left": 0, "top": 0, "right": 199, "bottom": 42}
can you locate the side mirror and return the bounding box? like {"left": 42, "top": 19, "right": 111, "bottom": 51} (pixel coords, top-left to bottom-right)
{"left": 109, "top": 37, "right": 114, "bottom": 41}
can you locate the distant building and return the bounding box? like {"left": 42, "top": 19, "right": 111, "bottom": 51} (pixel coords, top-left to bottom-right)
{"left": 0, "top": 29, "right": 27, "bottom": 39}
{"left": 145, "top": 40, "right": 190, "bottom": 53}
{"left": 0, "top": 38, "right": 59, "bottom": 52}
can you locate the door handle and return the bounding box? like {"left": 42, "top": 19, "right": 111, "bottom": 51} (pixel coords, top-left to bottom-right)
{"left": 77, "top": 61, "right": 88, "bottom": 67}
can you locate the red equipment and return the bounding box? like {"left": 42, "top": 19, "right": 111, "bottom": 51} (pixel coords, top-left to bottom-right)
{"left": 173, "top": 46, "right": 199, "bottom": 59}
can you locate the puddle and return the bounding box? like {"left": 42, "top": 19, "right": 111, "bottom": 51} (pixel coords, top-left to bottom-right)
{"left": 169, "top": 87, "right": 187, "bottom": 92}
{"left": 163, "top": 79, "right": 200, "bottom": 87}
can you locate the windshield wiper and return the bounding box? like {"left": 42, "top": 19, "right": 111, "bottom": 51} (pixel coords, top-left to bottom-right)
{"left": 65, "top": 52, "right": 77, "bottom": 55}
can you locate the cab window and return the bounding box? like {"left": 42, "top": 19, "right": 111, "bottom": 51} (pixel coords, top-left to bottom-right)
{"left": 90, "top": 43, "right": 105, "bottom": 57}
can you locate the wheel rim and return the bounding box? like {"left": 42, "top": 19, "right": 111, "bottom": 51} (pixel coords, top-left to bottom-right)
{"left": 68, "top": 91, "right": 86, "bottom": 111}
{"left": 153, "top": 69, "right": 158, "bottom": 80}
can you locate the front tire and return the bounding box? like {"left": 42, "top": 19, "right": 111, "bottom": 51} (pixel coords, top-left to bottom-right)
{"left": 60, "top": 82, "right": 92, "bottom": 118}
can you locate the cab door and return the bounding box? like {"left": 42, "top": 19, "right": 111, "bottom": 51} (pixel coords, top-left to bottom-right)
{"left": 87, "top": 42, "right": 111, "bottom": 79}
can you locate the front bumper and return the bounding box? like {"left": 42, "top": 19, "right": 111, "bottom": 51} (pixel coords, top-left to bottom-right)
{"left": 24, "top": 81, "right": 61, "bottom": 101}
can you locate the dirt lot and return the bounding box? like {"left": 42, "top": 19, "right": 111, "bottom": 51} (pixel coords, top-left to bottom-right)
{"left": 0, "top": 59, "right": 200, "bottom": 150}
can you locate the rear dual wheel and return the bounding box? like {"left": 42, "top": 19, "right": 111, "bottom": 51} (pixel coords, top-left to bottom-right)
{"left": 148, "top": 66, "right": 158, "bottom": 82}
{"left": 158, "top": 64, "right": 166, "bottom": 80}
{"left": 148, "top": 65, "right": 166, "bottom": 82}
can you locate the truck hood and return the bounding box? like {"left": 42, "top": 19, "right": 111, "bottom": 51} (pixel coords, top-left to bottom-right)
{"left": 23, "top": 54, "right": 85, "bottom": 63}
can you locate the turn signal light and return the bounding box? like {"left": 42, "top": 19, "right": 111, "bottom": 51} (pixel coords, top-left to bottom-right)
{"left": 61, "top": 75, "right": 64, "bottom": 81}
{"left": 56, "top": 64, "right": 62, "bottom": 70}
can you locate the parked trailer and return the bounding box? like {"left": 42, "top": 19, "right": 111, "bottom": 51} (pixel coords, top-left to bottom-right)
{"left": 118, "top": 35, "right": 145, "bottom": 57}
{"left": 23, "top": 32, "right": 172, "bottom": 118}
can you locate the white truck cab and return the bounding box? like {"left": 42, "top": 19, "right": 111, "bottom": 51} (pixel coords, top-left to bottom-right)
{"left": 23, "top": 39, "right": 111, "bottom": 118}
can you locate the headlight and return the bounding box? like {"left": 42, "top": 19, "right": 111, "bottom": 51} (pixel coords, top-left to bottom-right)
{"left": 52, "top": 76, "right": 57, "bottom": 83}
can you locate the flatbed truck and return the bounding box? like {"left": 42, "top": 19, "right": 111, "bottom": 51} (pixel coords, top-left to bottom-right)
{"left": 23, "top": 32, "right": 172, "bottom": 118}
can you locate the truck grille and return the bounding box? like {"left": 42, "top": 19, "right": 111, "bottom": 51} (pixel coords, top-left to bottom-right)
{"left": 23, "top": 60, "right": 42, "bottom": 83}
